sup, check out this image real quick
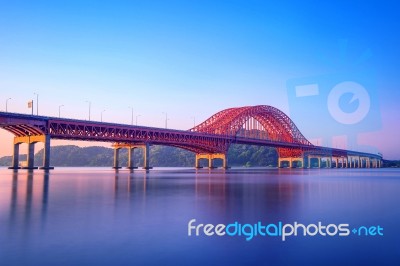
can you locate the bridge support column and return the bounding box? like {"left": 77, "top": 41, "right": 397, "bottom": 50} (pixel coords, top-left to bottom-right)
{"left": 40, "top": 135, "right": 53, "bottom": 170}
{"left": 334, "top": 157, "right": 339, "bottom": 168}
{"left": 24, "top": 142, "right": 37, "bottom": 169}
{"left": 8, "top": 143, "right": 21, "bottom": 169}
{"left": 196, "top": 153, "right": 227, "bottom": 169}
{"left": 208, "top": 155, "right": 215, "bottom": 169}
{"left": 326, "top": 157, "right": 332, "bottom": 168}
{"left": 113, "top": 148, "right": 122, "bottom": 169}
{"left": 290, "top": 158, "right": 304, "bottom": 168}
{"left": 278, "top": 158, "right": 290, "bottom": 168}
{"left": 195, "top": 154, "right": 201, "bottom": 169}
{"left": 296, "top": 158, "right": 304, "bottom": 168}
{"left": 9, "top": 135, "right": 50, "bottom": 170}
{"left": 307, "top": 156, "right": 321, "bottom": 168}
{"left": 143, "top": 143, "right": 151, "bottom": 170}
{"left": 127, "top": 148, "right": 138, "bottom": 169}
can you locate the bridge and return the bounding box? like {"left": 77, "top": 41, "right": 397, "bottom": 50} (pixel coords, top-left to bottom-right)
{"left": 0, "top": 105, "right": 382, "bottom": 170}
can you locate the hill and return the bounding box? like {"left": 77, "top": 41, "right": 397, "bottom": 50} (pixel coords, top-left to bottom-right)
{"left": 0, "top": 144, "right": 278, "bottom": 167}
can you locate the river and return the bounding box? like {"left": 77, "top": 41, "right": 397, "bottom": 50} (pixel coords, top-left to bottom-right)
{"left": 0, "top": 167, "right": 399, "bottom": 265}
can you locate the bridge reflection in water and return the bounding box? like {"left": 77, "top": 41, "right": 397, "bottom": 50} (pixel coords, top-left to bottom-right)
{"left": 0, "top": 105, "right": 382, "bottom": 170}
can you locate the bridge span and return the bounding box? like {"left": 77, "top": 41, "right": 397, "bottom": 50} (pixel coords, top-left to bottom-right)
{"left": 0, "top": 105, "right": 382, "bottom": 170}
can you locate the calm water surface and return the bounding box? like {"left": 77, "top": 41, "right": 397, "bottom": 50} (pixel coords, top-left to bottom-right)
{"left": 0, "top": 167, "right": 399, "bottom": 265}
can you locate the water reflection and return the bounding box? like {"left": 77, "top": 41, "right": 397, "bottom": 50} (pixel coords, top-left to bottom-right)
{"left": 7, "top": 170, "right": 50, "bottom": 245}
{"left": 1, "top": 168, "right": 399, "bottom": 265}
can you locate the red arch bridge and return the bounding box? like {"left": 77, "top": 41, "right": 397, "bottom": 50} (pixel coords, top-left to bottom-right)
{"left": 0, "top": 105, "right": 382, "bottom": 170}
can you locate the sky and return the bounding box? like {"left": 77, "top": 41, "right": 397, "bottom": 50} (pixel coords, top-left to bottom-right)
{"left": 0, "top": 0, "right": 399, "bottom": 159}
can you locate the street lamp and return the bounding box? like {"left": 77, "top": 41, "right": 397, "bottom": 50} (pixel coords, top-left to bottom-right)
{"left": 191, "top": 116, "right": 196, "bottom": 127}
{"left": 136, "top": 114, "right": 141, "bottom": 126}
{"left": 129, "top": 106, "right": 133, "bottom": 125}
{"left": 101, "top": 109, "right": 106, "bottom": 122}
{"left": 162, "top": 112, "right": 169, "bottom": 129}
{"left": 85, "top": 100, "right": 91, "bottom": 121}
{"left": 59, "top": 105, "right": 64, "bottom": 118}
{"left": 34, "top": 92, "right": 39, "bottom": 115}
{"left": 6, "top": 98, "right": 11, "bottom": 112}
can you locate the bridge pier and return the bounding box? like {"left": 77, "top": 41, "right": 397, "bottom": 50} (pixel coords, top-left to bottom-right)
{"left": 195, "top": 153, "right": 228, "bottom": 169}
{"left": 326, "top": 157, "right": 332, "bottom": 168}
{"left": 127, "top": 148, "right": 138, "bottom": 169}
{"left": 40, "top": 135, "right": 53, "bottom": 169}
{"left": 334, "top": 157, "right": 339, "bottom": 168}
{"left": 112, "top": 143, "right": 152, "bottom": 170}
{"left": 8, "top": 135, "right": 52, "bottom": 170}
{"left": 9, "top": 143, "right": 21, "bottom": 169}
{"left": 26, "top": 142, "right": 36, "bottom": 169}
{"left": 278, "top": 157, "right": 304, "bottom": 168}
{"left": 143, "top": 143, "right": 151, "bottom": 170}
{"left": 278, "top": 158, "right": 291, "bottom": 168}
{"left": 113, "top": 148, "right": 122, "bottom": 169}
{"left": 308, "top": 156, "right": 321, "bottom": 168}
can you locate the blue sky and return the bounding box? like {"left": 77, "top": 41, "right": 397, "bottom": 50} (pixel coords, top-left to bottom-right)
{"left": 0, "top": 0, "right": 399, "bottom": 159}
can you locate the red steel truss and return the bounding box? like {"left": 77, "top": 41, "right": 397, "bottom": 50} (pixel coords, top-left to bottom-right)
{"left": 191, "top": 105, "right": 312, "bottom": 157}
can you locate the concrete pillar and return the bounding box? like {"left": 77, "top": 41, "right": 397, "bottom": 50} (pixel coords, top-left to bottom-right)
{"left": 278, "top": 158, "right": 291, "bottom": 168}
{"left": 296, "top": 158, "right": 304, "bottom": 168}
{"left": 195, "top": 154, "right": 200, "bottom": 168}
{"left": 326, "top": 157, "right": 331, "bottom": 168}
{"left": 308, "top": 156, "right": 311, "bottom": 168}
{"left": 222, "top": 154, "right": 228, "bottom": 169}
{"left": 335, "top": 157, "right": 339, "bottom": 168}
{"left": 127, "top": 148, "right": 137, "bottom": 169}
{"left": 317, "top": 157, "right": 321, "bottom": 168}
{"left": 9, "top": 143, "right": 20, "bottom": 169}
{"left": 113, "top": 148, "right": 121, "bottom": 169}
{"left": 40, "top": 135, "right": 53, "bottom": 169}
{"left": 26, "top": 142, "right": 35, "bottom": 169}
{"left": 208, "top": 155, "right": 214, "bottom": 169}
{"left": 143, "top": 143, "right": 151, "bottom": 169}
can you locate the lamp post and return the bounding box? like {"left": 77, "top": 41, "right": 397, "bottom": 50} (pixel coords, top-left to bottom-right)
{"left": 34, "top": 92, "right": 39, "bottom": 115}
{"left": 85, "top": 100, "right": 91, "bottom": 121}
{"left": 59, "top": 105, "right": 64, "bottom": 118}
{"left": 101, "top": 109, "right": 106, "bottom": 122}
{"left": 162, "top": 112, "right": 169, "bottom": 129}
{"left": 6, "top": 98, "right": 11, "bottom": 112}
{"left": 191, "top": 116, "right": 196, "bottom": 127}
{"left": 129, "top": 106, "right": 133, "bottom": 125}
{"left": 136, "top": 114, "right": 141, "bottom": 126}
